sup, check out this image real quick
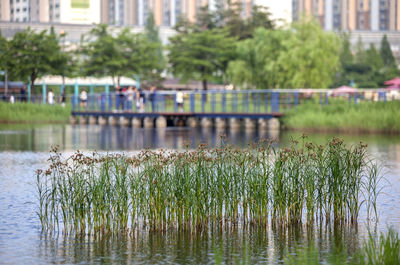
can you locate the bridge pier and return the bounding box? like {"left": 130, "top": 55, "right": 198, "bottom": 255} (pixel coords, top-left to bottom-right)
{"left": 132, "top": 118, "right": 142, "bottom": 128}
{"left": 156, "top": 116, "right": 167, "bottom": 128}
{"left": 132, "top": 118, "right": 141, "bottom": 128}
{"left": 201, "top": 117, "right": 213, "bottom": 128}
{"left": 89, "top": 116, "right": 98, "bottom": 125}
{"left": 108, "top": 116, "right": 119, "bottom": 126}
{"left": 268, "top": 118, "right": 280, "bottom": 131}
{"left": 120, "top": 116, "right": 131, "bottom": 127}
{"left": 79, "top": 116, "right": 88, "bottom": 125}
{"left": 244, "top": 118, "right": 256, "bottom": 131}
{"left": 258, "top": 118, "right": 268, "bottom": 131}
{"left": 70, "top": 116, "right": 77, "bottom": 125}
{"left": 215, "top": 118, "right": 226, "bottom": 130}
{"left": 98, "top": 116, "right": 107, "bottom": 126}
{"left": 229, "top": 118, "right": 241, "bottom": 131}
{"left": 144, "top": 117, "right": 154, "bottom": 128}
{"left": 187, "top": 117, "right": 198, "bottom": 128}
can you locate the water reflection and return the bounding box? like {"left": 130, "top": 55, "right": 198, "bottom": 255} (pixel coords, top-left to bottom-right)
{"left": 1, "top": 125, "right": 400, "bottom": 264}
{"left": 37, "top": 224, "right": 362, "bottom": 264}
{"left": 0, "top": 124, "right": 287, "bottom": 152}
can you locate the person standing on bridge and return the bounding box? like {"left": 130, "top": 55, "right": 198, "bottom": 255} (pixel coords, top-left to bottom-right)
{"left": 176, "top": 91, "right": 184, "bottom": 112}
{"left": 139, "top": 88, "right": 145, "bottom": 112}
{"left": 48, "top": 89, "right": 55, "bottom": 105}
{"left": 149, "top": 85, "right": 157, "bottom": 112}
{"left": 80, "top": 90, "right": 87, "bottom": 109}
{"left": 126, "top": 86, "right": 134, "bottom": 111}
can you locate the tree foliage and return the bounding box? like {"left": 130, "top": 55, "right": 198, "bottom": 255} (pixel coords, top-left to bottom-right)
{"left": 339, "top": 33, "right": 354, "bottom": 66}
{"left": 0, "top": 32, "right": 10, "bottom": 75}
{"left": 9, "top": 28, "right": 67, "bottom": 90}
{"left": 227, "top": 28, "right": 289, "bottom": 89}
{"left": 380, "top": 35, "right": 396, "bottom": 67}
{"left": 335, "top": 35, "right": 399, "bottom": 88}
{"left": 144, "top": 12, "right": 165, "bottom": 85}
{"left": 168, "top": 29, "right": 236, "bottom": 90}
{"left": 174, "top": 2, "right": 274, "bottom": 39}
{"left": 228, "top": 19, "right": 340, "bottom": 89}
{"left": 81, "top": 24, "right": 162, "bottom": 86}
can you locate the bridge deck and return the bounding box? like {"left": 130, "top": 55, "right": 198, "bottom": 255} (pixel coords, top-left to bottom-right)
{"left": 72, "top": 111, "right": 283, "bottom": 119}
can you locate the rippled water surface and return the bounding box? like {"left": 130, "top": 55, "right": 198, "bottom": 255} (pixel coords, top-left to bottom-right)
{"left": 0, "top": 124, "right": 399, "bottom": 264}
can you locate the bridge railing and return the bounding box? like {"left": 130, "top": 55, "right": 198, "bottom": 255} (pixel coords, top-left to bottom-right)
{"left": 70, "top": 89, "right": 398, "bottom": 113}
{"left": 1, "top": 88, "right": 397, "bottom": 111}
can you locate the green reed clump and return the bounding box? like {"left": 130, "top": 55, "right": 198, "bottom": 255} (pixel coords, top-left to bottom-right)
{"left": 36, "top": 137, "right": 382, "bottom": 236}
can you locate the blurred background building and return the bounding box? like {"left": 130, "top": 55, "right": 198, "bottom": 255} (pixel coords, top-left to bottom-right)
{"left": 0, "top": 0, "right": 253, "bottom": 26}
{"left": 0, "top": 0, "right": 100, "bottom": 24}
{"left": 292, "top": 0, "right": 400, "bottom": 31}
{"left": 1, "top": 0, "right": 400, "bottom": 55}
{"left": 100, "top": 0, "right": 254, "bottom": 26}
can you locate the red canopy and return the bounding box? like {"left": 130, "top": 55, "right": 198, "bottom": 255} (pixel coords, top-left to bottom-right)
{"left": 386, "top": 85, "right": 400, "bottom": 90}
{"left": 333, "top": 86, "right": 357, "bottom": 95}
{"left": 384, "top": 77, "right": 400, "bottom": 86}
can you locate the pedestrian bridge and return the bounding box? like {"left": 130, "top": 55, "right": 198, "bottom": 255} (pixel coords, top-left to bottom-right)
{"left": 69, "top": 89, "right": 392, "bottom": 130}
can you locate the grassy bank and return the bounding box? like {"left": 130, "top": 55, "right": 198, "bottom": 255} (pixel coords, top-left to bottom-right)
{"left": 283, "top": 101, "right": 400, "bottom": 133}
{"left": 0, "top": 102, "right": 71, "bottom": 123}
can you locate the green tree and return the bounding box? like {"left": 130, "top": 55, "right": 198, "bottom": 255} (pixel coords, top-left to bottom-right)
{"left": 339, "top": 33, "right": 353, "bottom": 66}
{"left": 354, "top": 36, "right": 365, "bottom": 63}
{"left": 228, "top": 19, "right": 340, "bottom": 89}
{"left": 48, "top": 29, "right": 76, "bottom": 86}
{"left": 380, "top": 35, "right": 396, "bottom": 67}
{"left": 227, "top": 28, "right": 289, "bottom": 89}
{"left": 247, "top": 5, "right": 274, "bottom": 32}
{"left": 174, "top": 2, "right": 274, "bottom": 39}
{"left": 365, "top": 44, "right": 383, "bottom": 71}
{"left": 144, "top": 12, "right": 165, "bottom": 85}
{"left": 0, "top": 32, "right": 11, "bottom": 80}
{"left": 278, "top": 19, "right": 340, "bottom": 88}
{"left": 10, "top": 28, "right": 65, "bottom": 90}
{"left": 81, "top": 24, "right": 161, "bottom": 86}
{"left": 80, "top": 24, "right": 123, "bottom": 85}
{"left": 196, "top": 5, "right": 217, "bottom": 30}
{"left": 168, "top": 28, "right": 236, "bottom": 90}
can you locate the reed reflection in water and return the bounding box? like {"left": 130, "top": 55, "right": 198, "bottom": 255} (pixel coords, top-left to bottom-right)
{"left": 38, "top": 224, "right": 361, "bottom": 264}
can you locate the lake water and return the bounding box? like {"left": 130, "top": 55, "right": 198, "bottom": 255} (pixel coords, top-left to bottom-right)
{"left": 0, "top": 124, "right": 399, "bottom": 264}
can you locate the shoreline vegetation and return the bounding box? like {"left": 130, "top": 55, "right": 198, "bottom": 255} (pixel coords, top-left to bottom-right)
{"left": 282, "top": 101, "right": 400, "bottom": 134}
{"left": 0, "top": 102, "right": 71, "bottom": 124}
{"left": 1, "top": 100, "right": 400, "bottom": 135}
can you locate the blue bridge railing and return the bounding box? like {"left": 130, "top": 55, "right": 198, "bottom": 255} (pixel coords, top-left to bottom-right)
{"left": 70, "top": 89, "right": 397, "bottom": 113}
{"left": 2, "top": 89, "right": 397, "bottom": 113}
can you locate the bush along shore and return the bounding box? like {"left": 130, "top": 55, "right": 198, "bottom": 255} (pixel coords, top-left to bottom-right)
{"left": 0, "top": 102, "right": 71, "bottom": 123}
{"left": 283, "top": 101, "right": 400, "bottom": 134}
{"left": 36, "top": 137, "right": 382, "bottom": 236}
